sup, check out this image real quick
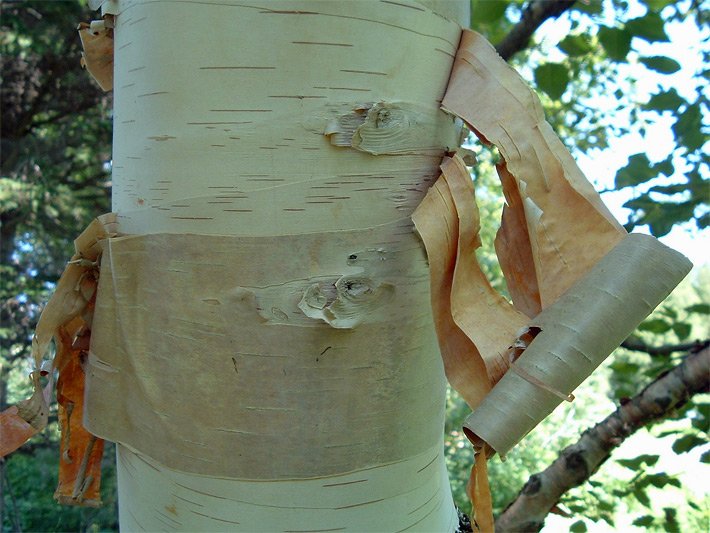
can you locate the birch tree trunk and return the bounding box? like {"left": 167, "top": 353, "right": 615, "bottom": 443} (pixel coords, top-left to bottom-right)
{"left": 84, "top": 1, "right": 469, "bottom": 530}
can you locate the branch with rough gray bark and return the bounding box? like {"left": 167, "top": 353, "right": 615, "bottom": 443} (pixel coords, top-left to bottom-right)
{"left": 495, "top": 0, "right": 577, "bottom": 61}
{"left": 494, "top": 345, "right": 710, "bottom": 532}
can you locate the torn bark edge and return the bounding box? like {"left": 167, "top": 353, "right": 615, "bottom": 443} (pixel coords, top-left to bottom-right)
{"left": 78, "top": 15, "right": 114, "bottom": 92}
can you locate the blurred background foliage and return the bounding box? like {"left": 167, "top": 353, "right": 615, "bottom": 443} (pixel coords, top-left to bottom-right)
{"left": 1, "top": 0, "right": 708, "bottom": 531}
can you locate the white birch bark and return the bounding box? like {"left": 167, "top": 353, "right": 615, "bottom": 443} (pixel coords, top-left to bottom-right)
{"left": 87, "top": 1, "right": 469, "bottom": 530}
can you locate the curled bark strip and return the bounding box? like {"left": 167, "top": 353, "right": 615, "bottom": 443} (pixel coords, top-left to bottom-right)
{"left": 464, "top": 234, "right": 691, "bottom": 457}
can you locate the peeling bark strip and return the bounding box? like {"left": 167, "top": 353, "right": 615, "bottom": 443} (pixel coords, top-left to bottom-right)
{"left": 495, "top": 346, "right": 710, "bottom": 532}
{"left": 442, "top": 29, "right": 627, "bottom": 310}
{"left": 54, "top": 320, "right": 105, "bottom": 507}
{"left": 0, "top": 214, "right": 117, "bottom": 506}
{"left": 412, "top": 154, "right": 526, "bottom": 411}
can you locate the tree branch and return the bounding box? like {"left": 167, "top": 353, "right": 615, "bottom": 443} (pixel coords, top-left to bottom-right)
{"left": 621, "top": 338, "right": 709, "bottom": 356}
{"left": 496, "top": 0, "right": 577, "bottom": 62}
{"left": 495, "top": 345, "right": 710, "bottom": 532}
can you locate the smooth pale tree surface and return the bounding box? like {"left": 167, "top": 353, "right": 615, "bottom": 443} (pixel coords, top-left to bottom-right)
{"left": 86, "top": 0, "right": 469, "bottom": 530}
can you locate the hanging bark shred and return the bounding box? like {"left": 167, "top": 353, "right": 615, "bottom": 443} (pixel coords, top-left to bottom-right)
{"left": 0, "top": 214, "right": 117, "bottom": 507}
{"left": 412, "top": 154, "right": 526, "bottom": 410}
{"left": 54, "top": 318, "right": 105, "bottom": 507}
{"left": 494, "top": 163, "right": 541, "bottom": 318}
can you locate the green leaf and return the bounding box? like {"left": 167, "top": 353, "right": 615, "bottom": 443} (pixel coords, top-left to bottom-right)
{"left": 633, "top": 515, "right": 655, "bottom": 527}
{"left": 646, "top": 472, "right": 681, "bottom": 488}
{"left": 652, "top": 157, "right": 674, "bottom": 177}
{"left": 673, "top": 103, "right": 704, "bottom": 152}
{"left": 617, "top": 454, "right": 660, "bottom": 470}
{"left": 610, "top": 360, "right": 640, "bottom": 374}
{"left": 534, "top": 62, "right": 570, "bottom": 100}
{"left": 664, "top": 507, "right": 679, "bottom": 531}
{"left": 650, "top": 203, "right": 696, "bottom": 236}
{"left": 649, "top": 183, "right": 689, "bottom": 196}
{"left": 598, "top": 26, "right": 632, "bottom": 61}
{"left": 672, "top": 434, "right": 705, "bottom": 453}
{"left": 625, "top": 196, "right": 696, "bottom": 236}
{"left": 574, "top": 1, "right": 603, "bottom": 14}
{"left": 701, "top": 450, "right": 710, "bottom": 464}
{"left": 633, "top": 488, "right": 651, "bottom": 507}
{"left": 672, "top": 322, "right": 691, "bottom": 341}
{"left": 640, "top": 56, "right": 681, "bottom": 74}
{"left": 570, "top": 520, "right": 587, "bottom": 532}
{"left": 616, "top": 153, "right": 654, "bottom": 188}
{"left": 638, "top": 318, "right": 671, "bottom": 333}
{"left": 645, "top": 89, "right": 685, "bottom": 111}
{"left": 558, "top": 34, "right": 592, "bottom": 57}
{"left": 686, "top": 303, "right": 710, "bottom": 314}
{"left": 643, "top": 0, "right": 676, "bottom": 10}
{"left": 600, "top": 512, "right": 615, "bottom": 526}
{"left": 659, "top": 306, "right": 678, "bottom": 319}
{"left": 626, "top": 13, "right": 669, "bottom": 42}
{"left": 567, "top": 503, "right": 587, "bottom": 513}
{"left": 597, "top": 500, "right": 616, "bottom": 511}
{"left": 472, "top": 0, "right": 509, "bottom": 23}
